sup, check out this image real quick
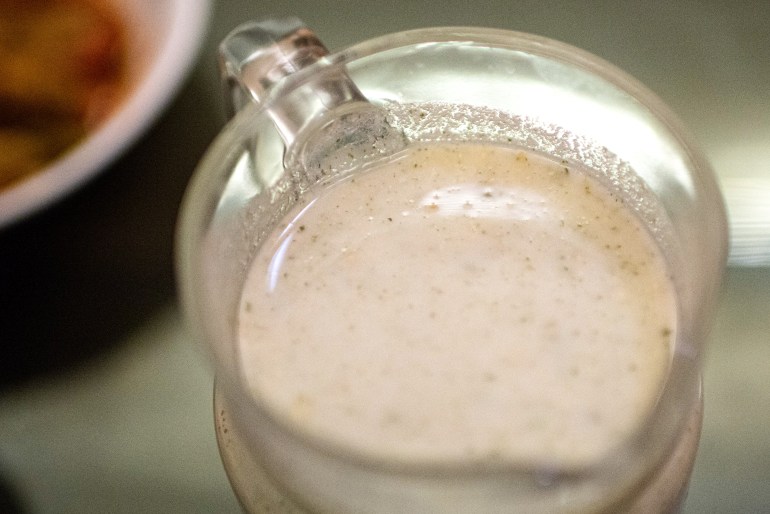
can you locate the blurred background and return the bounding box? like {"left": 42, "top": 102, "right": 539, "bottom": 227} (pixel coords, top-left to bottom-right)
{"left": 0, "top": 0, "right": 768, "bottom": 512}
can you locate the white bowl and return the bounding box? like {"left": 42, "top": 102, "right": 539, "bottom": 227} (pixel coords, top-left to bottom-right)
{"left": 0, "top": 0, "right": 211, "bottom": 228}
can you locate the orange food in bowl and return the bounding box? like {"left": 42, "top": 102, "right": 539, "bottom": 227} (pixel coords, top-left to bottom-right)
{"left": 0, "top": 0, "right": 126, "bottom": 188}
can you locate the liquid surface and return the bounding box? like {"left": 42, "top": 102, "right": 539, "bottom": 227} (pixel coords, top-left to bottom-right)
{"left": 238, "top": 142, "right": 676, "bottom": 468}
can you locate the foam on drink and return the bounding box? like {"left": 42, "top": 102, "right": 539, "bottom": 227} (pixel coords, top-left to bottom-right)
{"left": 237, "top": 129, "right": 677, "bottom": 470}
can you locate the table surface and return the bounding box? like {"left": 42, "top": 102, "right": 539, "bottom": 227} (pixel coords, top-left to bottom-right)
{"left": 1, "top": 1, "right": 769, "bottom": 512}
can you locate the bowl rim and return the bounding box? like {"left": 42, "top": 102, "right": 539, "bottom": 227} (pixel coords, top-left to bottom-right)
{"left": 0, "top": 0, "right": 212, "bottom": 229}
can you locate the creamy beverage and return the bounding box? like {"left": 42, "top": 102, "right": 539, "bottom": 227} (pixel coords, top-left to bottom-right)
{"left": 183, "top": 23, "right": 726, "bottom": 513}
{"left": 236, "top": 141, "right": 678, "bottom": 471}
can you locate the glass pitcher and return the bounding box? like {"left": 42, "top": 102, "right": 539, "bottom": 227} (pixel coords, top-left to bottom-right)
{"left": 176, "top": 18, "right": 728, "bottom": 513}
